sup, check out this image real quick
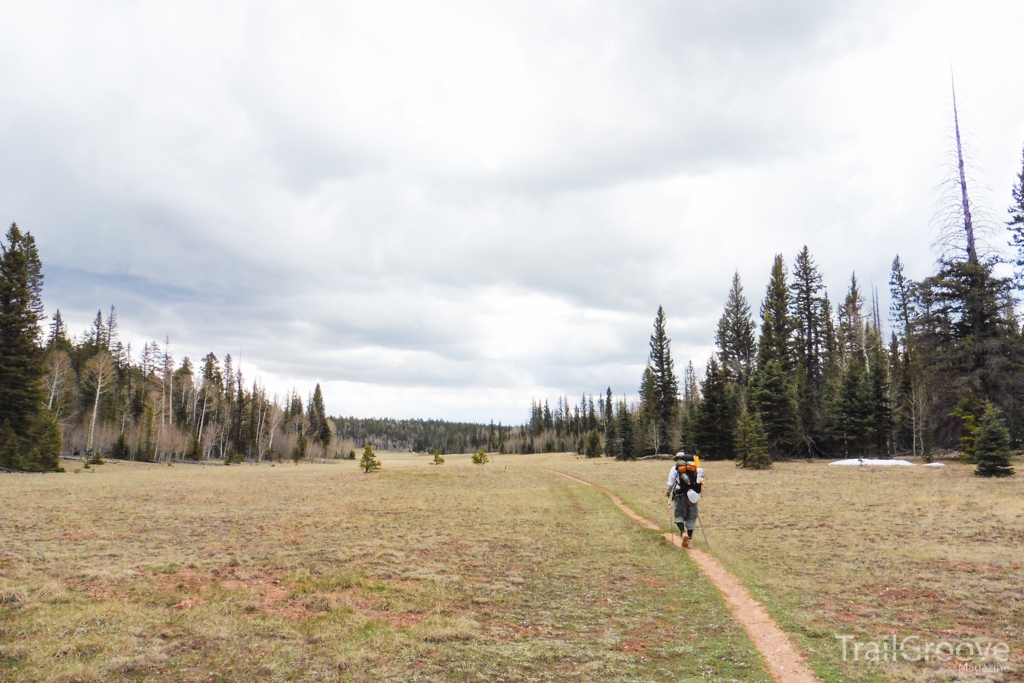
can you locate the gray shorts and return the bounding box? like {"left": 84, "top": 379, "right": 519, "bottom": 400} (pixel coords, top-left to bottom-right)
{"left": 673, "top": 495, "right": 698, "bottom": 530}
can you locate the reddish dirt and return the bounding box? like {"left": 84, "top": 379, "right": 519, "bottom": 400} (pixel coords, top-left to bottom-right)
{"left": 542, "top": 467, "right": 821, "bottom": 683}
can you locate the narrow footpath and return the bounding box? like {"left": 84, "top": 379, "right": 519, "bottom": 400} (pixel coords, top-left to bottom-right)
{"left": 543, "top": 468, "right": 821, "bottom": 683}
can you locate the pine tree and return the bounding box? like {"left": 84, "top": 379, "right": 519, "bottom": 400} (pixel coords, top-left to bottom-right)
{"left": 973, "top": 404, "right": 1014, "bottom": 477}
{"left": 693, "top": 358, "right": 736, "bottom": 460}
{"left": 360, "top": 444, "right": 381, "bottom": 473}
{"left": 715, "top": 272, "right": 757, "bottom": 385}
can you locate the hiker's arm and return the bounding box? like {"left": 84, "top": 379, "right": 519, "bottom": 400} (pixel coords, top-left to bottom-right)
{"left": 665, "top": 468, "right": 677, "bottom": 497}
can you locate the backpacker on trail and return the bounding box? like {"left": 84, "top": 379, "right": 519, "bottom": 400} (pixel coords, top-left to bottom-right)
{"left": 666, "top": 453, "right": 706, "bottom": 548}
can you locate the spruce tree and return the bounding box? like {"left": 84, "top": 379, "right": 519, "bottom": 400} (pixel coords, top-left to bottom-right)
{"left": 694, "top": 358, "right": 736, "bottom": 460}
{"left": 789, "top": 246, "right": 828, "bottom": 454}
{"left": 865, "top": 329, "right": 893, "bottom": 456}
{"left": 645, "top": 306, "right": 679, "bottom": 453}
{"left": 604, "top": 411, "right": 621, "bottom": 459}
{"left": 291, "top": 432, "right": 307, "bottom": 463}
{"left": 308, "top": 384, "right": 332, "bottom": 447}
{"left": 715, "top": 272, "right": 757, "bottom": 385}
{"left": 832, "top": 352, "right": 871, "bottom": 455}
{"left": 973, "top": 405, "right": 1014, "bottom": 477}
{"left": 616, "top": 400, "right": 636, "bottom": 461}
{"left": 735, "top": 410, "right": 771, "bottom": 469}
{"left": 757, "top": 254, "right": 792, "bottom": 371}
{"left": 0, "top": 224, "right": 47, "bottom": 439}
{"left": 748, "top": 358, "right": 799, "bottom": 457}
{"left": 0, "top": 420, "right": 21, "bottom": 471}
{"left": 1009, "top": 144, "right": 1024, "bottom": 276}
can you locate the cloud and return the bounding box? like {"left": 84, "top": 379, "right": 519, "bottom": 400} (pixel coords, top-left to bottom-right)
{"left": 2, "top": 0, "right": 1024, "bottom": 422}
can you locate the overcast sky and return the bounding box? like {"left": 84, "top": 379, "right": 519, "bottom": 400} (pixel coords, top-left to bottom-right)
{"left": 2, "top": 1, "right": 1023, "bottom": 424}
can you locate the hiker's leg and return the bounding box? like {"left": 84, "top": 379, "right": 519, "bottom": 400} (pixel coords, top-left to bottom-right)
{"left": 684, "top": 502, "right": 698, "bottom": 538}
{"left": 673, "top": 495, "right": 687, "bottom": 531}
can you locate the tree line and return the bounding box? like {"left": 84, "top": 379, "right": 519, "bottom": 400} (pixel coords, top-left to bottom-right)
{"left": 520, "top": 130, "right": 1024, "bottom": 476}
{"left": 0, "top": 224, "right": 521, "bottom": 472}
{"left": 331, "top": 416, "right": 512, "bottom": 454}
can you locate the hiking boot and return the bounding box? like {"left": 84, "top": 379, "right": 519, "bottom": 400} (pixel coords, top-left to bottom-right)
{"left": 681, "top": 535, "right": 690, "bottom": 548}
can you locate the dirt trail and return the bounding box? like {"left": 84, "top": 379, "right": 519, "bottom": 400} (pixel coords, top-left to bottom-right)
{"left": 543, "top": 468, "right": 820, "bottom": 683}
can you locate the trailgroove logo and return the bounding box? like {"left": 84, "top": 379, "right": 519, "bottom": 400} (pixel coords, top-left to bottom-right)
{"left": 835, "top": 634, "right": 1011, "bottom": 669}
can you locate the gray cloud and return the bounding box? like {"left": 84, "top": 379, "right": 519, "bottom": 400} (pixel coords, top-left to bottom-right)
{"left": 2, "top": 0, "right": 1023, "bottom": 422}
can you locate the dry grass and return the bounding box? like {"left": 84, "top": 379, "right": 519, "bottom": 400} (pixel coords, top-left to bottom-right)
{"left": 543, "top": 454, "right": 1024, "bottom": 683}
{"left": 0, "top": 452, "right": 773, "bottom": 682}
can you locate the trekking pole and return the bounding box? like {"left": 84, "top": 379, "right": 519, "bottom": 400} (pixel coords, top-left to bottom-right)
{"left": 697, "top": 515, "right": 710, "bottom": 549}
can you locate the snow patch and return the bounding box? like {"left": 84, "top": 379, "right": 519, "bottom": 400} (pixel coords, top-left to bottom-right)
{"left": 922, "top": 462, "right": 946, "bottom": 467}
{"left": 828, "top": 458, "right": 915, "bottom": 467}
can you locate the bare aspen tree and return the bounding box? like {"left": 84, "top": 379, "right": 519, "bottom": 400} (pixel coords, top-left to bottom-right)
{"left": 45, "top": 350, "right": 73, "bottom": 413}
{"left": 85, "top": 353, "right": 115, "bottom": 453}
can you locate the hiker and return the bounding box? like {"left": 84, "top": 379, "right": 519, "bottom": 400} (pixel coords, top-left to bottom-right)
{"left": 666, "top": 453, "right": 706, "bottom": 548}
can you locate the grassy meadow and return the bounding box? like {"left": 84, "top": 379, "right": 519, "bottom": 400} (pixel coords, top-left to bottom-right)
{"left": 542, "top": 454, "right": 1024, "bottom": 683}
{"left": 0, "top": 452, "right": 772, "bottom": 683}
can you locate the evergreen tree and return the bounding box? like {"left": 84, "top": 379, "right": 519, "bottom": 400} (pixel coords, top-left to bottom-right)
{"left": 308, "top": 383, "right": 332, "bottom": 447}
{"left": 973, "top": 404, "right": 1014, "bottom": 477}
{"left": 291, "top": 432, "right": 307, "bottom": 463}
{"left": 0, "top": 420, "right": 21, "bottom": 471}
{"left": 360, "top": 444, "right": 381, "bottom": 473}
{"left": 604, "top": 413, "right": 620, "bottom": 459}
{"left": 865, "top": 328, "right": 893, "bottom": 456}
{"left": 47, "top": 310, "right": 72, "bottom": 352}
{"left": 757, "top": 254, "right": 792, "bottom": 371}
{"left": 789, "top": 246, "right": 828, "bottom": 454}
{"left": 832, "top": 351, "right": 871, "bottom": 455}
{"left": 748, "top": 359, "right": 799, "bottom": 457}
{"left": 715, "top": 272, "right": 757, "bottom": 385}
{"left": 111, "top": 431, "right": 130, "bottom": 460}
{"left": 693, "top": 358, "right": 736, "bottom": 460}
{"left": 735, "top": 410, "right": 771, "bottom": 469}
{"left": 0, "top": 224, "right": 47, "bottom": 441}
{"left": 644, "top": 306, "right": 679, "bottom": 453}
{"left": 616, "top": 399, "right": 636, "bottom": 461}
{"left": 584, "top": 430, "right": 603, "bottom": 458}
{"left": 1009, "top": 144, "right": 1024, "bottom": 277}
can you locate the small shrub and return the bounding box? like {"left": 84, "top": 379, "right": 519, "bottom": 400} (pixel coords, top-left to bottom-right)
{"left": 348, "top": 449, "right": 356, "bottom": 460}
{"left": 471, "top": 450, "right": 489, "bottom": 465}
{"left": 430, "top": 450, "right": 445, "bottom": 465}
{"left": 86, "top": 452, "right": 104, "bottom": 465}
{"left": 360, "top": 445, "right": 381, "bottom": 473}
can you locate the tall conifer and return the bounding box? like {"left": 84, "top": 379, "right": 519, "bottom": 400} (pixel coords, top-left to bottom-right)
{"left": 715, "top": 272, "right": 757, "bottom": 386}
{"left": 789, "top": 246, "right": 828, "bottom": 454}
{"left": 644, "top": 306, "right": 679, "bottom": 453}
